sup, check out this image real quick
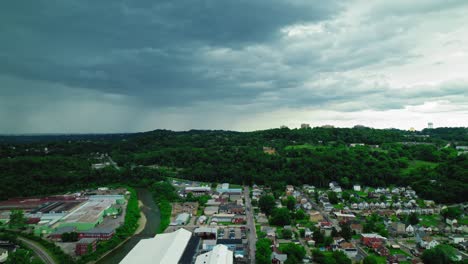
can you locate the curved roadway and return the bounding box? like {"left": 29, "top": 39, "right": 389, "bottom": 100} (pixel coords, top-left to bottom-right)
{"left": 18, "top": 237, "right": 57, "bottom": 264}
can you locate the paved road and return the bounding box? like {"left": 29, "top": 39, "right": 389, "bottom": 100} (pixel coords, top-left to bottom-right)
{"left": 18, "top": 237, "right": 57, "bottom": 264}
{"left": 108, "top": 156, "right": 120, "bottom": 170}
{"left": 244, "top": 186, "right": 256, "bottom": 264}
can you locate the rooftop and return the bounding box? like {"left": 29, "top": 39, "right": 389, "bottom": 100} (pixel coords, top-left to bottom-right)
{"left": 61, "top": 200, "right": 114, "bottom": 224}
{"left": 120, "top": 228, "right": 192, "bottom": 264}
{"left": 195, "top": 245, "right": 233, "bottom": 264}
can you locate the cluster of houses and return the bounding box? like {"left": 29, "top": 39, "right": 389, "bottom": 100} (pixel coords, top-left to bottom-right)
{"left": 179, "top": 182, "right": 246, "bottom": 225}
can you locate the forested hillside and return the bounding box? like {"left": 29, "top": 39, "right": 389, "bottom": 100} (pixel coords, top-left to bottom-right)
{"left": 0, "top": 127, "right": 467, "bottom": 203}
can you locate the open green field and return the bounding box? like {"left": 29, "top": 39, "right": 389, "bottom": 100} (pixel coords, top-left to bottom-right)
{"left": 402, "top": 160, "right": 438, "bottom": 174}
{"left": 333, "top": 203, "right": 345, "bottom": 209}
{"left": 389, "top": 248, "right": 411, "bottom": 256}
{"left": 420, "top": 215, "right": 440, "bottom": 227}
{"left": 355, "top": 191, "right": 368, "bottom": 197}
{"left": 284, "top": 144, "right": 318, "bottom": 150}
{"left": 459, "top": 217, "right": 468, "bottom": 226}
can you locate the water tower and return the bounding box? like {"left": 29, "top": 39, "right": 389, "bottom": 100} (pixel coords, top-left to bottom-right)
{"left": 428, "top": 122, "right": 434, "bottom": 129}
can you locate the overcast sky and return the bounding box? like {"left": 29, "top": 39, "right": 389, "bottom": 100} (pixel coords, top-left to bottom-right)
{"left": 1, "top": 0, "right": 467, "bottom": 133}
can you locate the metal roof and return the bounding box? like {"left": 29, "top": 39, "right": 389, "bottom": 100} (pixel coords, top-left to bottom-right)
{"left": 120, "top": 228, "right": 192, "bottom": 264}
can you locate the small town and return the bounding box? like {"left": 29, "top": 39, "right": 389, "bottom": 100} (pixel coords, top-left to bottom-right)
{"left": 0, "top": 177, "right": 466, "bottom": 264}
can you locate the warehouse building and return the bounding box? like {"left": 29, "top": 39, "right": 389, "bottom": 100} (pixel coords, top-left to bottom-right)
{"left": 120, "top": 228, "right": 198, "bottom": 264}
{"left": 195, "top": 244, "right": 233, "bottom": 264}
{"left": 58, "top": 200, "right": 115, "bottom": 231}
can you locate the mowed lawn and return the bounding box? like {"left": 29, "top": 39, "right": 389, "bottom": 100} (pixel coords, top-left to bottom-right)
{"left": 389, "top": 248, "right": 411, "bottom": 256}
{"left": 402, "top": 160, "right": 438, "bottom": 174}
{"left": 419, "top": 215, "right": 441, "bottom": 227}
{"left": 284, "top": 144, "right": 318, "bottom": 150}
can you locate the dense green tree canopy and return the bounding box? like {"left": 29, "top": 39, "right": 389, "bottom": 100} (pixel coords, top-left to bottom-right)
{"left": 0, "top": 127, "right": 466, "bottom": 204}
{"left": 259, "top": 195, "right": 276, "bottom": 216}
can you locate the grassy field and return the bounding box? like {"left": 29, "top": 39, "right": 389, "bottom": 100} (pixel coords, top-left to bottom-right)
{"left": 402, "top": 160, "right": 438, "bottom": 174}
{"left": 420, "top": 215, "right": 440, "bottom": 227}
{"left": 355, "top": 191, "right": 368, "bottom": 197}
{"left": 284, "top": 144, "right": 318, "bottom": 150}
{"left": 389, "top": 248, "right": 411, "bottom": 256}
{"left": 333, "top": 203, "right": 345, "bottom": 209}
{"left": 459, "top": 216, "right": 468, "bottom": 226}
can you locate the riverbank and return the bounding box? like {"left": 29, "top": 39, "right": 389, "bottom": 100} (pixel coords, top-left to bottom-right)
{"left": 96, "top": 188, "right": 161, "bottom": 264}
{"left": 135, "top": 200, "right": 147, "bottom": 234}
{"left": 91, "top": 200, "right": 147, "bottom": 264}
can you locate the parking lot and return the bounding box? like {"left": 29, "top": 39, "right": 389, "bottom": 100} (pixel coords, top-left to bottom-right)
{"left": 217, "top": 227, "right": 247, "bottom": 240}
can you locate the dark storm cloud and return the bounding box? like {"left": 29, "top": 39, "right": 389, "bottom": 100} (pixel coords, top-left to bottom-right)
{"left": 0, "top": 1, "right": 467, "bottom": 133}
{"left": 0, "top": 0, "right": 343, "bottom": 106}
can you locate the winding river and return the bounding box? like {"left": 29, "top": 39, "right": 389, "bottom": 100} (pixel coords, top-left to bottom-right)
{"left": 97, "top": 188, "right": 160, "bottom": 264}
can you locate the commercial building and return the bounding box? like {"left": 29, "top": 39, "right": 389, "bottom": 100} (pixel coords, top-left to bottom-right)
{"left": 49, "top": 226, "right": 77, "bottom": 240}
{"left": 120, "top": 228, "right": 194, "bottom": 264}
{"left": 79, "top": 227, "right": 115, "bottom": 240}
{"left": 195, "top": 244, "right": 233, "bottom": 264}
{"left": 194, "top": 227, "right": 217, "bottom": 240}
{"left": 204, "top": 206, "right": 219, "bottom": 216}
{"left": 75, "top": 238, "right": 97, "bottom": 256}
{"left": 171, "top": 213, "right": 190, "bottom": 226}
{"left": 58, "top": 200, "right": 115, "bottom": 231}
{"left": 185, "top": 187, "right": 211, "bottom": 196}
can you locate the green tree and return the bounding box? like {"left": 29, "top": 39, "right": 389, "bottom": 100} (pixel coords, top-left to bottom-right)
{"left": 362, "top": 256, "right": 378, "bottom": 264}
{"left": 313, "top": 230, "right": 324, "bottom": 244}
{"left": 342, "top": 191, "right": 351, "bottom": 201}
{"left": 408, "top": 213, "right": 420, "bottom": 225}
{"left": 312, "top": 250, "right": 325, "bottom": 263}
{"left": 314, "top": 190, "right": 319, "bottom": 203}
{"left": 282, "top": 229, "right": 293, "bottom": 239}
{"left": 295, "top": 209, "right": 306, "bottom": 220}
{"left": 441, "top": 206, "right": 462, "bottom": 220}
{"left": 281, "top": 243, "right": 306, "bottom": 264}
{"left": 270, "top": 208, "right": 291, "bottom": 226}
{"left": 286, "top": 196, "right": 296, "bottom": 211}
{"left": 259, "top": 195, "right": 276, "bottom": 216}
{"left": 256, "top": 238, "right": 272, "bottom": 264}
{"left": 6, "top": 249, "right": 33, "bottom": 264}
{"left": 9, "top": 210, "right": 26, "bottom": 229}
{"left": 339, "top": 222, "right": 352, "bottom": 241}
{"left": 332, "top": 251, "right": 351, "bottom": 264}
{"left": 328, "top": 191, "right": 339, "bottom": 204}
{"left": 324, "top": 236, "right": 333, "bottom": 246}
{"left": 421, "top": 245, "right": 458, "bottom": 264}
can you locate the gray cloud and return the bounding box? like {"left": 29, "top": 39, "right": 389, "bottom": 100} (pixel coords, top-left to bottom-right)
{"left": 0, "top": 0, "right": 467, "bottom": 132}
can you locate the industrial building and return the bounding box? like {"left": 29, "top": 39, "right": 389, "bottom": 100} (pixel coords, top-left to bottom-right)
{"left": 120, "top": 228, "right": 199, "bottom": 264}
{"left": 58, "top": 200, "right": 116, "bottom": 231}
{"left": 185, "top": 186, "right": 211, "bottom": 196}
{"left": 79, "top": 227, "right": 115, "bottom": 240}
{"left": 195, "top": 244, "right": 233, "bottom": 264}
{"left": 75, "top": 238, "right": 97, "bottom": 256}
{"left": 171, "top": 213, "right": 190, "bottom": 226}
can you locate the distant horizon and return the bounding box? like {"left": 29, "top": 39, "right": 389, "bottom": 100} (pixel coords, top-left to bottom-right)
{"left": 1, "top": 124, "right": 466, "bottom": 136}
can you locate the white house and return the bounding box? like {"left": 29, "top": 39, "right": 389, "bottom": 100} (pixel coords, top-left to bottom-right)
{"left": 0, "top": 249, "right": 8, "bottom": 263}
{"left": 353, "top": 185, "right": 361, "bottom": 192}
{"left": 451, "top": 237, "right": 465, "bottom": 244}
{"left": 333, "top": 187, "right": 343, "bottom": 193}
{"left": 446, "top": 218, "right": 458, "bottom": 226}
{"left": 406, "top": 225, "right": 415, "bottom": 234}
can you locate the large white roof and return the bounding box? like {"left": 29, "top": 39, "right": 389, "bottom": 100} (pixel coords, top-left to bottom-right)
{"left": 120, "top": 228, "right": 192, "bottom": 264}
{"left": 195, "top": 245, "right": 233, "bottom": 264}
